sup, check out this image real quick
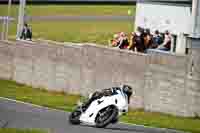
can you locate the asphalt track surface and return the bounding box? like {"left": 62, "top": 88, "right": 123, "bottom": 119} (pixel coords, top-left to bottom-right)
{"left": 0, "top": 97, "right": 186, "bottom": 133}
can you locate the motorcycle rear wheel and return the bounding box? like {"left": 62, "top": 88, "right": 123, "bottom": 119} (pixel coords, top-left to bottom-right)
{"left": 95, "top": 105, "right": 118, "bottom": 128}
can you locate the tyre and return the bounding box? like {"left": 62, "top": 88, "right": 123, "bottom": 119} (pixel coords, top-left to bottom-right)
{"left": 95, "top": 105, "right": 118, "bottom": 128}
{"left": 69, "top": 110, "right": 81, "bottom": 125}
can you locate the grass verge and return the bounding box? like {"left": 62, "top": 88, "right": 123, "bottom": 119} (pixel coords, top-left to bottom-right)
{"left": 0, "top": 79, "right": 199, "bottom": 133}
{"left": 28, "top": 21, "right": 133, "bottom": 45}
{"left": 1, "top": 21, "right": 133, "bottom": 45}
{"left": 0, "top": 128, "right": 47, "bottom": 133}
{"left": 0, "top": 4, "right": 134, "bottom": 45}
{"left": 120, "top": 109, "right": 200, "bottom": 133}
{"left": 0, "top": 5, "right": 135, "bottom": 16}
{"left": 0, "top": 79, "right": 81, "bottom": 112}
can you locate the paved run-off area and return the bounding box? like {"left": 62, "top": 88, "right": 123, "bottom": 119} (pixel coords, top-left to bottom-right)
{"left": 0, "top": 98, "right": 185, "bottom": 133}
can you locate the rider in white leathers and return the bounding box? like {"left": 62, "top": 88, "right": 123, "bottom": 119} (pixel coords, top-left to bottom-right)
{"left": 81, "top": 85, "right": 133, "bottom": 112}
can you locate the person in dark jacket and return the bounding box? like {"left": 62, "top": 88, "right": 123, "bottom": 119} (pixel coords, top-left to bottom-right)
{"left": 152, "top": 30, "right": 163, "bottom": 48}
{"left": 20, "top": 23, "right": 32, "bottom": 40}
{"left": 128, "top": 27, "right": 145, "bottom": 52}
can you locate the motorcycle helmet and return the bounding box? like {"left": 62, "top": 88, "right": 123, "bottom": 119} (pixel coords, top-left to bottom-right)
{"left": 121, "top": 84, "right": 133, "bottom": 104}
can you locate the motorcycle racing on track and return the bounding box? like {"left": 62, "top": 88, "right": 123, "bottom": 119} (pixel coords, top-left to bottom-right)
{"left": 69, "top": 84, "right": 134, "bottom": 128}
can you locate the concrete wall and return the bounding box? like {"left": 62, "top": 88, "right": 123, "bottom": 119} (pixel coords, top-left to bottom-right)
{"left": 81, "top": 44, "right": 147, "bottom": 108}
{"left": 0, "top": 41, "right": 14, "bottom": 80}
{"left": 145, "top": 50, "right": 188, "bottom": 116}
{"left": 185, "top": 49, "right": 200, "bottom": 117}
{"left": 0, "top": 40, "right": 199, "bottom": 117}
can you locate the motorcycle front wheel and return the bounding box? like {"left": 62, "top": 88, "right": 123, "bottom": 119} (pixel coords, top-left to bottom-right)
{"left": 69, "top": 109, "right": 82, "bottom": 125}
{"left": 95, "top": 105, "right": 118, "bottom": 128}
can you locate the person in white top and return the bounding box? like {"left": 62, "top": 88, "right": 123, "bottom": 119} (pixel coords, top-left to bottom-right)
{"left": 157, "top": 30, "right": 171, "bottom": 51}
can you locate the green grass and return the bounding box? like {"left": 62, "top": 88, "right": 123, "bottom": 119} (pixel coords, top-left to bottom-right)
{"left": 0, "top": 4, "right": 135, "bottom": 45}
{"left": 0, "top": 79, "right": 81, "bottom": 112}
{"left": 2, "top": 21, "right": 133, "bottom": 45}
{"left": 0, "top": 79, "right": 200, "bottom": 133}
{"left": 0, "top": 5, "right": 135, "bottom": 16}
{"left": 29, "top": 21, "right": 133, "bottom": 45}
{"left": 120, "top": 109, "right": 200, "bottom": 133}
{"left": 0, "top": 5, "right": 18, "bottom": 17}
{"left": 0, "top": 128, "right": 47, "bottom": 133}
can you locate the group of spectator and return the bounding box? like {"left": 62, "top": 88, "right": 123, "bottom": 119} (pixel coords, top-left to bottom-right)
{"left": 109, "top": 26, "right": 172, "bottom": 53}
{"left": 19, "top": 24, "right": 172, "bottom": 51}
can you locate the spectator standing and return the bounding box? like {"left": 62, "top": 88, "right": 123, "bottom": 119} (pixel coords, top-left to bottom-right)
{"left": 128, "top": 32, "right": 136, "bottom": 51}
{"left": 132, "top": 27, "right": 146, "bottom": 53}
{"left": 109, "top": 33, "right": 120, "bottom": 47}
{"left": 118, "top": 32, "right": 129, "bottom": 49}
{"left": 20, "top": 23, "right": 32, "bottom": 41}
{"left": 152, "top": 30, "right": 163, "bottom": 48}
{"left": 157, "top": 30, "right": 172, "bottom": 51}
{"left": 143, "top": 28, "right": 153, "bottom": 51}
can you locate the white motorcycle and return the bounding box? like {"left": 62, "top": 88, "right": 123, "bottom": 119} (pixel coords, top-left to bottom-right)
{"left": 69, "top": 85, "right": 133, "bottom": 128}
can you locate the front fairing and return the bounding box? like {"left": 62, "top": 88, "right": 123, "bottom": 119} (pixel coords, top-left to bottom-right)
{"left": 79, "top": 89, "right": 129, "bottom": 125}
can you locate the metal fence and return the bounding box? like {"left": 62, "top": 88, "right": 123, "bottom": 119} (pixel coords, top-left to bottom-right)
{"left": 0, "top": 17, "right": 14, "bottom": 40}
